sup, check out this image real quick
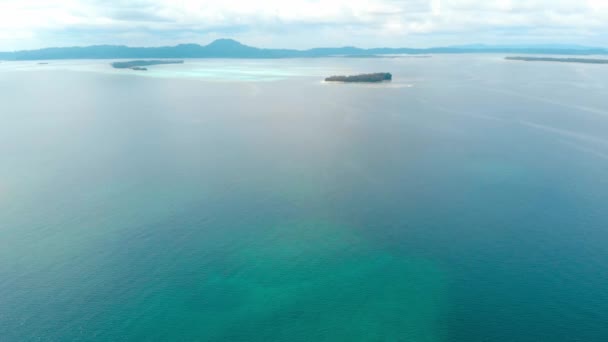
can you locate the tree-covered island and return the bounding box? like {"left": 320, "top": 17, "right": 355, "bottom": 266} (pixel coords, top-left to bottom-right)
{"left": 111, "top": 60, "right": 184, "bottom": 70}
{"left": 506, "top": 57, "right": 608, "bottom": 64}
{"left": 325, "top": 73, "right": 392, "bottom": 83}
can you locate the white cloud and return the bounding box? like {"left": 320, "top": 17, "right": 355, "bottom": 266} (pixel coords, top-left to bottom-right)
{"left": 0, "top": 0, "right": 606, "bottom": 50}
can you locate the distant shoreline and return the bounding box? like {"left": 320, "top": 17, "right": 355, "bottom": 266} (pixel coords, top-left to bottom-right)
{"left": 506, "top": 56, "right": 608, "bottom": 64}
{"left": 0, "top": 39, "right": 607, "bottom": 61}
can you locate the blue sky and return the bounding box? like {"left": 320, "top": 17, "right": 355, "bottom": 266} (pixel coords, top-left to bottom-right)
{"left": 1, "top": 0, "right": 607, "bottom": 50}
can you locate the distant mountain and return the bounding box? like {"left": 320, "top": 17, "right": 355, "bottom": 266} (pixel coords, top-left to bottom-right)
{"left": 1, "top": 39, "right": 606, "bottom": 61}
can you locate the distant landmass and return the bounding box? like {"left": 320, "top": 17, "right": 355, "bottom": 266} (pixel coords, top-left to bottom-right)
{"left": 506, "top": 56, "right": 608, "bottom": 64}
{"left": 325, "top": 73, "right": 392, "bottom": 83}
{"left": 111, "top": 60, "right": 184, "bottom": 70}
{"left": 1, "top": 39, "right": 607, "bottom": 61}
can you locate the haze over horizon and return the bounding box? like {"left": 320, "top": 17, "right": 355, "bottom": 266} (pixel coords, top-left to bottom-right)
{"left": 1, "top": 0, "right": 607, "bottom": 51}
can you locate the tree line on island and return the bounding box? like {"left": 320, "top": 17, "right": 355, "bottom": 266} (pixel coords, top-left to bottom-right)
{"left": 325, "top": 73, "right": 392, "bottom": 83}
{"left": 506, "top": 56, "right": 608, "bottom": 64}
{"left": 111, "top": 60, "right": 184, "bottom": 70}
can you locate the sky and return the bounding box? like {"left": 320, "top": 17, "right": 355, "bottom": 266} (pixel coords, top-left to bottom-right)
{"left": 0, "top": 0, "right": 607, "bottom": 50}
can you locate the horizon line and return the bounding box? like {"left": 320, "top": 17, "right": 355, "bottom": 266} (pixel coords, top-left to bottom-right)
{"left": 2, "top": 38, "right": 608, "bottom": 54}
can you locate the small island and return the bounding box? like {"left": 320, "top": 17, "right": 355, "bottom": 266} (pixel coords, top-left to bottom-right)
{"left": 111, "top": 60, "right": 184, "bottom": 70}
{"left": 506, "top": 57, "right": 608, "bottom": 64}
{"left": 325, "top": 73, "right": 392, "bottom": 83}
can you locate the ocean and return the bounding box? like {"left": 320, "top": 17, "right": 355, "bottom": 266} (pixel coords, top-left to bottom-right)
{"left": 1, "top": 56, "right": 608, "bottom": 341}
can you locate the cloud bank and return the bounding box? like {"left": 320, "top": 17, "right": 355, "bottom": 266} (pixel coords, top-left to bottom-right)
{"left": 0, "top": 0, "right": 606, "bottom": 50}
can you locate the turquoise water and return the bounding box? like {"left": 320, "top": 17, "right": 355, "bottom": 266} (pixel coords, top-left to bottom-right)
{"left": 1, "top": 56, "right": 608, "bottom": 341}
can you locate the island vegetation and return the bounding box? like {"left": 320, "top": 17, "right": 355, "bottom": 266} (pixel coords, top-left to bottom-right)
{"left": 506, "top": 56, "right": 608, "bottom": 64}
{"left": 111, "top": 60, "right": 184, "bottom": 70}
{"left": 325, "top": 73, "right": 392, "bottom": 83}
{"left": 341, "top": 55, "right": 432, "bottom": 59}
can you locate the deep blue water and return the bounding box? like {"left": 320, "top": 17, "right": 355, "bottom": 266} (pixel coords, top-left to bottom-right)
{"left": 1, "top": 56, "right": 608, "bottom": 341}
